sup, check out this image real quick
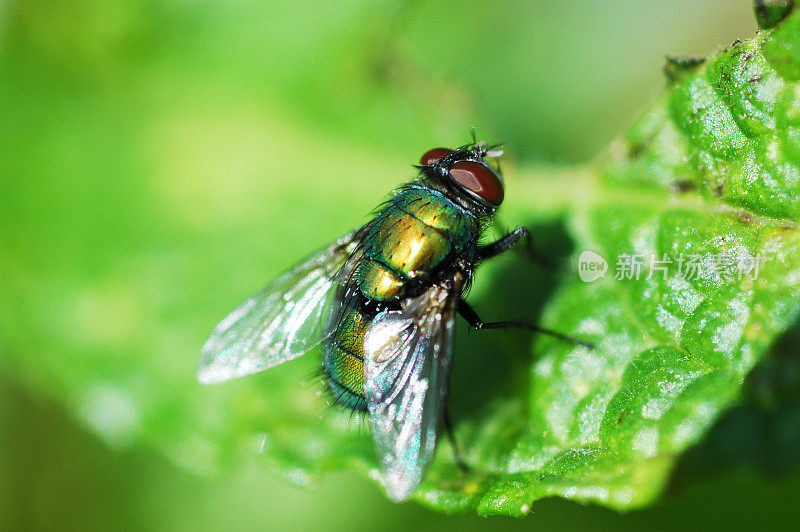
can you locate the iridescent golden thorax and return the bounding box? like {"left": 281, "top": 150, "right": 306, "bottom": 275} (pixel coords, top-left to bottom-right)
{"left": 357, "top": 186, "right": 478, "bottom": 300}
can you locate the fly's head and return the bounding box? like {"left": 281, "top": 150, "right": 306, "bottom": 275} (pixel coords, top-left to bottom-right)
{"left": 416, "top": 142, "right": 505, "bottom": 217}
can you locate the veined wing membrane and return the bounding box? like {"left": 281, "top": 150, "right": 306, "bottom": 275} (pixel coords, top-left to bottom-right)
{"left": 198, "top": 229, "right": 362, "bottom": 384}
{"left": 363, "top": 276, "right": 461, "bottom": 501}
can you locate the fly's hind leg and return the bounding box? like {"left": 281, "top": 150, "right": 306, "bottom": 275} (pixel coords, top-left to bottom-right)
{"left": 478, "top": 226, "right": 555, "bottom": 268}
{"left": 458, "top": 299, "right": 593, "bottom": 349}
{"left": 444, "top": 406, "right": 470, "bottom": 473}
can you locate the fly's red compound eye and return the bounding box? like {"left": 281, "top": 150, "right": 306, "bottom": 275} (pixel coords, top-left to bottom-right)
{"left": 449, "top": 160, "right": 504, "bottom": 206}
{"left": 419, "top": 147, "right": 453, "bottom": 166}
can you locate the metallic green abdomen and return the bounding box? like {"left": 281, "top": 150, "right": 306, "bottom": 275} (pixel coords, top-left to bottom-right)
{"left": 322, "top": 186, "right": 478, "bottom": 410}
{"left": 322, "top": 303, "right": 368, "bottom": 410}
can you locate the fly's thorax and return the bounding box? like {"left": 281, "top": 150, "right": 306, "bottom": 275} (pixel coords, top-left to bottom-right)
{"left": 359, "top": 187, "right": 479, "bottom": 302}
{"left": 393, "top": 187, "right": 467, "bottom": 233}
{"left": 373, "top": 215, "right": 449, "bottom": 276}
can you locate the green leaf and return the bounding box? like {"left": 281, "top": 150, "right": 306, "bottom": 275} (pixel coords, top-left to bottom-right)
{"left": 240, "top": 10, "right": 800, "bottom": 514}
{"left": 3, "top": 2, "right": 800, "bottom": 518}
{"left": 674, "top": 321, "right": 800, "bottom": 480}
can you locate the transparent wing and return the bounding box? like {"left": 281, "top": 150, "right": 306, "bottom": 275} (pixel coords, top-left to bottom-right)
{"left": 198, "top": 229, "right": 363, "bottom": 385}
{"left": 363, "top": 276, "right": 462, "bottom": 501}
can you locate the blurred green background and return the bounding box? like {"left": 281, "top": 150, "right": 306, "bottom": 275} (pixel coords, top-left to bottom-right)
{"left": 3, "top": 0, "right": 799, "bottom": 529}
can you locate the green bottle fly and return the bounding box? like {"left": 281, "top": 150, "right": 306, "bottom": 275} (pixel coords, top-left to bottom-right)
{"left": 322, "top": 185, "right": 480, "bottom": 410}
{"left": 198, "top": 143, "right": 587, "bottom": 501}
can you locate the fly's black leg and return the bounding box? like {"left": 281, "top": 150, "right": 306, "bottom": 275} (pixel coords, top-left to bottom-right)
{"left": 478, "top": 227, "right": 555, "bottom": 269}
{"left": 444, "top": 407, "right": 470, "bottom": 473}
{"left": 458, "top": 299, "right": 594, "bottom": 349}
{"left": 478, "top": 227, "right": 529, "bottom": 260}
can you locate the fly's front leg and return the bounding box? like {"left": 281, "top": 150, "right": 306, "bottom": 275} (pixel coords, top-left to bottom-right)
{"left": 478, "top": 226, "right": 554, "bottom": 268}
{"left": 458, "top": 299, "right": 593, "bottom": 348}
{"left": 477, "top": 227, "right": 529, "bottom": 260}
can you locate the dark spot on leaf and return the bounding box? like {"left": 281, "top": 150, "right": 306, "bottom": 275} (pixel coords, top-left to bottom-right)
{"left": 672, "top": 180, "right": 696, "bottom": 193}
{"left": 742, "top": 51, "right": 754, "bottom": 63}
{"left": 628, "top": 142, "right": 646, "bottom": 159}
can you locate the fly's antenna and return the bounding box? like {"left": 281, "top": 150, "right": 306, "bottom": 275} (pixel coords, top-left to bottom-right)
{"left": 470, "top": 126, "right": 479, "bottom": 147}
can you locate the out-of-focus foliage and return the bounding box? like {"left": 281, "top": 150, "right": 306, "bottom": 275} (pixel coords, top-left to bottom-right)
{"left": 4, "top": 0, "right": 800, "bottom": 528}
{"left": 754, "top": 0, "right": 795, "bottom": 29}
